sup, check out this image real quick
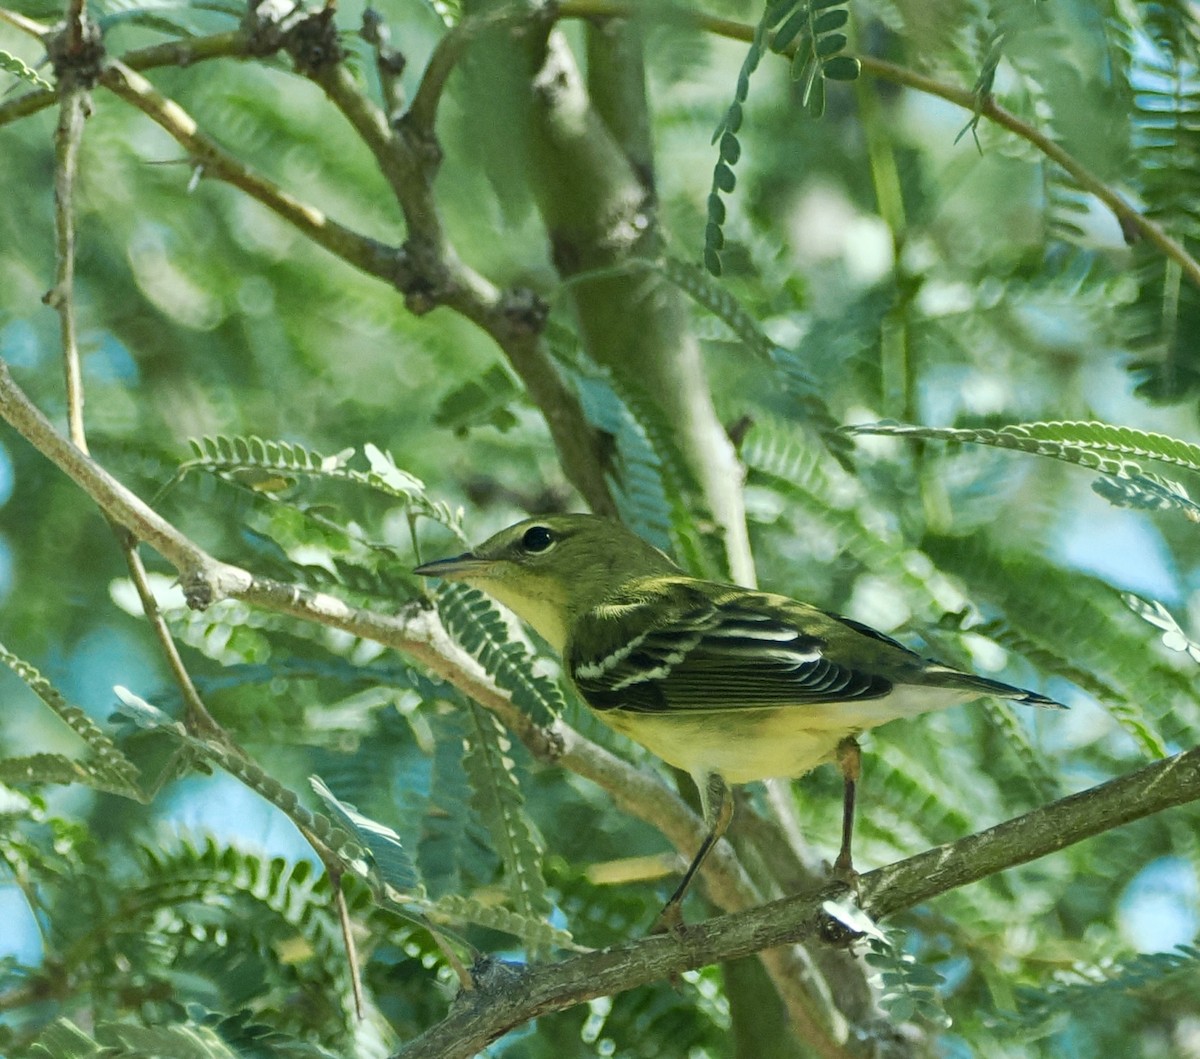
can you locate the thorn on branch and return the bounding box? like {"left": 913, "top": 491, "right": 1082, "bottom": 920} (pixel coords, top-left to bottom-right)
{"left": 466, "top": 955, "right": 522, "bottom": 997}
{"left": 394, "top": 112, "right": 443, "bottom": 172}
{"left": 402, "top": 280, "right": 440, "bottom": 316}
{"left": 181, "top": 569, "right": 217, "bottom": 610}
{"left": 816, "top": 908, "right": 864, "bottom": 949}
{"left": 539, "top": 722, "right": 565, "bottom": 764}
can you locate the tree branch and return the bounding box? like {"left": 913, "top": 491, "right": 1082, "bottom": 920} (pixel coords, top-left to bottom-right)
{"left": 308, "top": 60, "right": 619, "bottom": 518}
{"left": 0, "top": 352, "right": 737, "bottom": 899}
{"left": 0, "top": 348, "right": 847, "bottom": 1047}
{"left": 0, "top": 5, "right": 48, "bottom": 36}
{"left": 395, "top": 744, "right": 1200, "bottom": 1058}
{"left": 0, "top": 29, "right": 252, "bottom": 130}
{"left": 47, "top": 88, "right": 88, "bottom": 449}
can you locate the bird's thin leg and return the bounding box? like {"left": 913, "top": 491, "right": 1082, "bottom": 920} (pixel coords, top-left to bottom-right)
{"left": 833, "top": 736, "right": 861, "bottom": 885}
{"left": 653, "top": 773, "right": 733, "bottom": 933}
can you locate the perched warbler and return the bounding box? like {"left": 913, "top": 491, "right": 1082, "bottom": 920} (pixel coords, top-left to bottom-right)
{"left": 414, "top": 514, "right": 1062, "bottom": 925}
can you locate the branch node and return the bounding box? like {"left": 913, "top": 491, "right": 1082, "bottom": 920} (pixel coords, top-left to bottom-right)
{"left": 243, "top": 0, "right": 305, "bottom": 57}
{"left": 402, "top": 280, "right": 440, "bottom": 316}
{"left": 815, "top": 908, "right": 864, "bottom": 950}
{"left": 394, "top": 114, "right": 444, "bottom": 172}
{"left": 180, "top": 561, "right": 253, "bottom": 610}
{"left": 361, "top": 7, "right": 407, "bottom": 119}
{"left": 396, "top": 240, "right": 453, "bottom": 314}
{"left": 286, "top": 6, "right": 344, "bottom": 76}
{"left": 498, "top": 286, "right": 550, "bottom": 339}
{"left": 538, "top": 721, "right": 566, "bottom": 763}
{"left": 46, "top": 15, "right": 105, "bottom": 89}
{"left": 181, "top": 568, "right": 218, "bottom": 611}
{"left": 468, "top": 955, "right": 524, "bottom": 996}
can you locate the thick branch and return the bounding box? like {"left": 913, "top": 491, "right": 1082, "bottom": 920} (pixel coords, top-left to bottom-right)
{"left": 397, "top": 744, "right": 1200, "bottom": 1058}
{"left": 522, "top": 27, "right": 755, "bottom": 581}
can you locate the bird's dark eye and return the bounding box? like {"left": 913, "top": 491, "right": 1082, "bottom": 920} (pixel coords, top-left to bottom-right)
{"left": 521, "top": 525, "right": 555, "bottom": 553}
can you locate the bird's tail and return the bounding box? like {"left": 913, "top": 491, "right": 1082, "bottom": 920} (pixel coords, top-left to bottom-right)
{"left": 925, "top": 666, "right": 1066, "bottom": 709}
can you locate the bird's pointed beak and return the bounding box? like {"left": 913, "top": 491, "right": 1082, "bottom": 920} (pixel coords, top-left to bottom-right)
{"left": 413, "top": 551, "right": 496, "bottom": 581}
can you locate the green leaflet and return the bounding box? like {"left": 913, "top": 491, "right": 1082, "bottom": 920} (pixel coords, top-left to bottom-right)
{"left": 1002, "top": 944, "right": 1200, "bottom": 1033}
{"left": 111, "top": 688, "right": 364, "bottom": 866}
{"left": 431, "top": 893, "right": 574, "bottom": 953}
{"left": 0, "top": 642, "right": 143, "bottom": 801}
{"left": 741, "top": 417, "right": 915, "bottom": 586}
{"left": 126, "top": 839, "right": 373, "bottom": 1051}
{"left": 164, "top": 435, "right": 466, "bottom": 541}
{"left": 434, "top": 582, "right": 565, "bottom": 726}
{"left": 704, "top": 1, "right": 858, "bottom": 274}
{"left": 848, "top": 419, "right": 1200, "bottom": 527}
{"left": 433, "top": 362, "right": 523, "bottom": 435}
{"left": 651, "top": 257, "right": 853, "bottom": 468}
{"left": 863, "top": 934, "right": 951, "bottom": 1028}
{"left": 311, "top": 776, "right": 422, "bottom": 897}
{"left": 1092, "top": 471, "right": 1200, "bottom": 518}
{"left": 0, "top": 49, "right": 52, "bottom": 91}
{"left": 1124, "top": 34, "right": 1200, "bottom": 401}
{"left": 846, "top": 419, "right": 1200, "bottom": 475}
{"left": 418, "top": 709, "right": 497, "bottom": 899}
{"left": 461, "top": 701, "right": 552, "bottom": 950}
{"left": 544, "top": 319, "right": 724, "bottom": 577}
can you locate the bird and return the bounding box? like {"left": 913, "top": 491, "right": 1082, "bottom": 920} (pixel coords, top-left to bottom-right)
{"left": 414, "top": 513, "right": 1063, "bottom": 928}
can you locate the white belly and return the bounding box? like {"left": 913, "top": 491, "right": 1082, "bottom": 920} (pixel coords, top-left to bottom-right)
{"left": 598, "top": 685, "right": 974, "bottom": 784}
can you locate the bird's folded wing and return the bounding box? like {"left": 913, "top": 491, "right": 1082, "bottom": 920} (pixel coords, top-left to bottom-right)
{"left": 566, "top": 582, "right": 894, "bottom": 713}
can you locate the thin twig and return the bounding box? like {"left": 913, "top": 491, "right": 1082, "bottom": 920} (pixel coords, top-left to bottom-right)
{"left": 47, "top": 88, "right": 89, "bottom": 450}
{"left": 333, "top": 875, "right": 366, "bottom": 1020}
{"left": 553, "top": 0, "right": 1200, "bottom": 292}
{"left": 405, "top": 6, "right": 532, "bottom": 139}
{"left": 64, "top": 0, "right": 86, "bottom": 53}
{"left": 856, "top": 55, "right": 1200, "bottom": 291}
{"left": 118, "top": 535, "right": 229, "bottom": 737}
{"left": 0, "top": 5, "right": 48, "bottom": 36}
{"left": 0, "top": 29, "right": 252, "bottom": 130}
{"left": 99, "top": 59, "right": 409, "bottom": 283}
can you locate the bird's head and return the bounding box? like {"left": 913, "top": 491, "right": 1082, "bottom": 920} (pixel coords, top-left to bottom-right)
{"left": 414, "top": 514, "right": 678, "bottom": 651}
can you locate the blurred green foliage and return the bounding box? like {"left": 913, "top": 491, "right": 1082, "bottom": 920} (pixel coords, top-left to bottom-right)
{"left": 1, "top": 0, "right": 1200, "bottom": 1056}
